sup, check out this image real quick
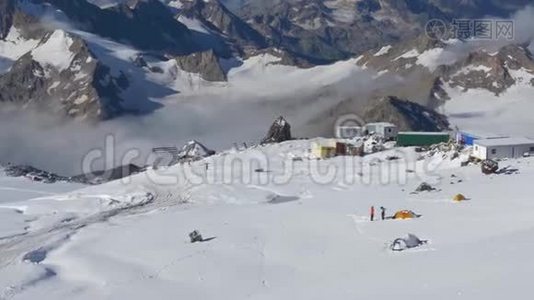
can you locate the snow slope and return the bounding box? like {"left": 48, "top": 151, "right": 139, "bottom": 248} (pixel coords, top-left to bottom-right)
{"left": 0, "top": 169, "right": 83, "bottom": 245}
{"left": 1, "top": 140, "right": 534, "bottom": 299}
{"left": 31, "top": 30, "right": 75, "bottom": 73}
{"left": 0, "top": 28, "right": 39, "bottom": 74}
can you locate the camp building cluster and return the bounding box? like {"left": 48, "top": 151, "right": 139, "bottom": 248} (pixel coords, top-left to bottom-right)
{"left": 311, "top": 122, "right": 534, "bottom": 160}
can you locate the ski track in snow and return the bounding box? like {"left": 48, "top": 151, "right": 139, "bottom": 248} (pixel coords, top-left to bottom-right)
{"left": 0, "top": 191, "right": 161, "bottom": 299}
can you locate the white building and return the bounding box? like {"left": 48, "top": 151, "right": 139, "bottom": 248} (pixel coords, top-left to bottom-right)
{"left": 336, "top": 126, "right": 364, "bottom": 139}
{"left": 365, "top": 122, "right": 398, "bottom": 140}
{"left": 473, "top": 137, "right": 534, "bottom": 160}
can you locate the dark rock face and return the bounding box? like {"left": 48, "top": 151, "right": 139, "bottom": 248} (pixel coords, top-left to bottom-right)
{"left": 232, "top": 0, "right": 439, "bottom": 63}
{"left": 440, "top": 45, "right": 534, "bottom": 96}
{"left": 0, "top": 0, "right": 15, "bottom": 39}
{"left": 355, "top": 33, "right": 534, "bottom": 107}
{"left": 42, "top": 0, "right": 198, "bottom": 55}
{"left": 175, "top": 50, "right": 227, "bottom": 82}
{"left": 0, "top": 53, "right": 48, "bottom": 104}
{"left": 177, "top": 0, "right": 267, "bottom": 53}
{"left": 0, "top": 31, "right": 126, "bottom": 120}
{"left": 415, "top": 182, "right": 436, "bottom": 192}
{"left": 363, "top": 96, "right": 450, "bottom": 132}
{"left": 228, "top": 0, "right": 529, "bottom": 63}
{"left": 262, "top": 116, "right": 292, "bottom": 144}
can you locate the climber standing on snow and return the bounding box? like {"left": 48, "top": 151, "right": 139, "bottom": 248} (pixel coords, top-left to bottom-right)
{"left": 380, "top": 206, "right": 386, "bottom": 220}
{"left": 370, "top": 206, "right": 375, "bottom": 222}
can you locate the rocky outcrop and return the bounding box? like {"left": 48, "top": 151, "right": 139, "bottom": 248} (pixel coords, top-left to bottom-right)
{"left": 0, "top": 0, "right": 45, "bottom": 40}
{"left": 262, "top": 116, "right": 292, "bottom": 144}
{"left": 177, "top": 0, "right": 267, "bottom": 52}
{"left": 440, "top": 45, "right": 534, "bottom": 96}
{"left": 0, "top": 53, "right": 48, "bottom": 104}
{"left": 3, "top": 164, "right": 68, "bottom": 183}
{"left": 229, "top": 0, "right": 530, "bottom": 64}
{"left": 0, "top": 0, "right": 15, "bottom": 39}
{"left": 244, "top": 47, "right": 315, "bottom": 68}
{"left": 233, "top": 0, "right": 441, "bottom": 63}
{"left": 355, "top": 33, "right": 534, "bottom": 106}
{"left": 175, "top": 50, "right": 227, "bottom": 82}
{"left": 0, "top": 30, "right": 126, "bottom": 120}
{"left": 363, "top": 96, "right": 450, "bottom": 132}
{"left": 42, "top": 0, "right": 197, "bottom": 55}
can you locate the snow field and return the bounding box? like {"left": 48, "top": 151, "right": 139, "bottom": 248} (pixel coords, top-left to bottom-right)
{"left": 2, "top": 141, "right": 534, "bottom": 299}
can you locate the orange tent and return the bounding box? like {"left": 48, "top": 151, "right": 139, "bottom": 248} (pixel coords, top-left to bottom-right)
{"left": 393, "top": 210, "right": 418, "bottom": 220}
{"left": 453, "top": 194, "right": 467, "bottom": 202}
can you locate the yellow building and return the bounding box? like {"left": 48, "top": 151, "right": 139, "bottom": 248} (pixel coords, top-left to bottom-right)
{"left": 312, "top": 141, "right": 337, "bottom": 159}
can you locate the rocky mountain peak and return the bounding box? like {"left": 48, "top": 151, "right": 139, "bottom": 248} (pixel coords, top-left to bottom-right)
{"left": 262, "top": 116, "right": 292, "bottom": 144}
{"left": 441, "top": 44, "right": 534, "bottom": 96}
{"left": 40, "top": 0, "right": 197, "bottom": 55}
{"left": 353, "top": 30, "right": 534, "bottom": 108}
{"left": 363, "top": 96, "right": 450, "bottom": 132}
{"left": 0, "top": 0, "right": 15, "bottom": 39}
{"left": 177, "top": 0, "right": 267, "bottom": 52}
{"left": 0, "top": 29, "right": 126, "bottom": 120}
{"left": 175, "top": 49, "right": 226, "bottom": 81}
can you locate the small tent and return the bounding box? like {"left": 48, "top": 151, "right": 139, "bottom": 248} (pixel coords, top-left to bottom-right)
{"left": 393, "top": 210, "right": 419, "bottom": 220}
{"left": 453, "top": 194, "right": 467, "bottom": 202}
{"left": 391, "top": 234, "right": 426, "bottom": 251}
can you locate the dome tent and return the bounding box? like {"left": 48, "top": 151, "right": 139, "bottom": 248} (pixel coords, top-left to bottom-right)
{"left": 453, "top": 194, "right": 467, "bottom": 202}
{"left": 390, "top": 234, "right": 427, "bottom": 251}
{"left": 393, "top": 210, "right": 420, "bottom": 220}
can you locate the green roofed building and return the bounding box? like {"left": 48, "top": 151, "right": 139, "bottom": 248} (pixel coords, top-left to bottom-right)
{"left": 397, "top": 132, "right": 450, "bottom": 147}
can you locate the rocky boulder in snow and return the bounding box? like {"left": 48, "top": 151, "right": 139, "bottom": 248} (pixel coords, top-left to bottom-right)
{"left": 415, "top": 182, "right": 436, "bottom": 193}
{"left": 261, "top": 116, "right": 292, "bottom": 144}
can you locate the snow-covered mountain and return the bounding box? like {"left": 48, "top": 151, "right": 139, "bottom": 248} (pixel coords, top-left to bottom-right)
{"left": 3, "top": 1, "right": 534, "bottom": 298}
{"left": 0, "top": 28, "right": 128, "bottom": 119}
{"left": 229, "top": 0, "right": 532, "bottom": 62}
{"left": 1, "top": 0, "right": 534, "bottom": 170}
{"left": 356, "top": 35, "right": 534, "bottom": 103}
{"left": 352, "top": 31, "right": 534, "bottom": 135}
